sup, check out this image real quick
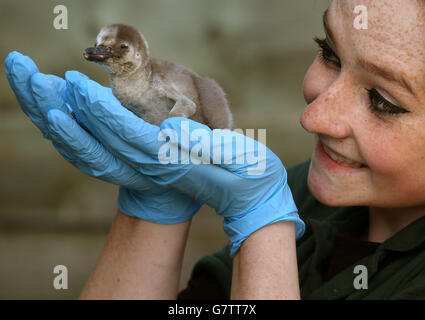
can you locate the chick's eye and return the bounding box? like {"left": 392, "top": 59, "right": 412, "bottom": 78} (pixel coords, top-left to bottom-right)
{"left": 120, "top": 44, "right": 128, "bottom": 49}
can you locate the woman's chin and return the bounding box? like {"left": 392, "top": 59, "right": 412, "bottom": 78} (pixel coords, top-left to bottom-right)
{"left": 307, "top": 169, "right": 361, "bottom": 207}
{"left": 308, "top": 184, "right": 340, "bottom": 207}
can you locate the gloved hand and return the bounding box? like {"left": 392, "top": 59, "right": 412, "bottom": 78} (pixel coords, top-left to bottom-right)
{"left": 65, "top": 71, "right": 305, "bottom": 257}
{"left": 4, "top": 51, "right": 202, "bottom": 224}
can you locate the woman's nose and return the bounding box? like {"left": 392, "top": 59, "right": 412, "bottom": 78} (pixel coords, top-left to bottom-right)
{"left": 300, "top": 75, "right": 353, "bottom": 139}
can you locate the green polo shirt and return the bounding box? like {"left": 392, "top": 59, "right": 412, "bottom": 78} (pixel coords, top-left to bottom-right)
{"left": 180, "top": 160, "right": 425, "bottom": 300}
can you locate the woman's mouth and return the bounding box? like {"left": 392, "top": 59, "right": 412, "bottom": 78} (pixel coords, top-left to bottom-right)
{"left": 322, "top": 144, "right": 364, "bottom": 168}
{"left": 315, "top": 139, "right": 367, "bottom": 172}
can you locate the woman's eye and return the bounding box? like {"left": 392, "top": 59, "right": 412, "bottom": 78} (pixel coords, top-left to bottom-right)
{"left": 120, "top": 44, "right": 128, "bottom": 49}
{"left": 313, "top": 37, "right": 409, "bottom": 118}
{"left": 314, "top": 36, "right": 341, "bottom": 68}
{"left": 366, "top": 88, "right": 409, "bottom": 116}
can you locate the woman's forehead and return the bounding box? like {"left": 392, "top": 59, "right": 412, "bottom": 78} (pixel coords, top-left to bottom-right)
{"left": 330, "top": 0, "right": 425, "bottom": 92}
{"left": 332, "top": 0, "right": 425, "bottom": 45}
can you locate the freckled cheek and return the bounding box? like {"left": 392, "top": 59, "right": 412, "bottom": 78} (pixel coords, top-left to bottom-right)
{"left": 361, "top": 131, "right": 416, "bottom": 179}
{"left": 365, "top": 133, "right": 425, "bottom": 205}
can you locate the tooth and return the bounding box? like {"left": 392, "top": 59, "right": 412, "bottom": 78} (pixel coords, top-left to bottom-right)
{"left": 323, "top": 145, "right": 362, "bottom": 168}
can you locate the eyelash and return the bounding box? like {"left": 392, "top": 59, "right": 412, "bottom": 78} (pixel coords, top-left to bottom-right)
{"left": 313, "top": 36, "right": 409, "bottom": 117}
{"left": 314, "top": 36, "right": 341, "bottom": 68}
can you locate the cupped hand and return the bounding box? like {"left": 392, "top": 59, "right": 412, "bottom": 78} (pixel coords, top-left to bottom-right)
{"left": 64, "top": 71, "right": 305, "bottom": 257}
{"left": 4, "top": 51, "right": 202, "bottom": 224}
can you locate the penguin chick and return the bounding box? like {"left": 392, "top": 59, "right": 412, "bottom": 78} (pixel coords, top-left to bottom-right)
{"left": 84, "top": 24, "right": 233, "bottom": 129}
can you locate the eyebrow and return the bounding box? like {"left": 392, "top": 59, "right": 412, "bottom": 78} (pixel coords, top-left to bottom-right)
{"left": 322, "top": 8, "right": 415, "bottom": 96}
{"left": 357, "top": 58, "right": 415, "bottom": 95}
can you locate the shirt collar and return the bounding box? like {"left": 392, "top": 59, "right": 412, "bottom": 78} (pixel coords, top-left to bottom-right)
{"left": 311, "top": 201, "right": 425, "bottom": 253}
{"left": 380, "top": 214, "right": 425, "bottom": 252}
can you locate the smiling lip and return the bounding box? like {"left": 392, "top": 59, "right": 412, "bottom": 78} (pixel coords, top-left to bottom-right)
{"left": 316, "top": 139, "right": 367, "bottom": 173}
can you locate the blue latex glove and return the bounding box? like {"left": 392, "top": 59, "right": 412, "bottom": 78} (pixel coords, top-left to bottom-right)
{"left": 65, "top": 71, "right": 305, "bottom": 257}
{"left": 4, "top": 51, "right": 202, "bottom": 223}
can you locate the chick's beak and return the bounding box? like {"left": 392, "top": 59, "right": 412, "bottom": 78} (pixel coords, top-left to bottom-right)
{"left": 84, "top": 46, "right": 112, "bottom": 62}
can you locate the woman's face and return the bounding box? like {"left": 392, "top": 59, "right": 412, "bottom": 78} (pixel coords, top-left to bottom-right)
{"left": 300, "top": 0, "right": 425, "bottom": 208}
